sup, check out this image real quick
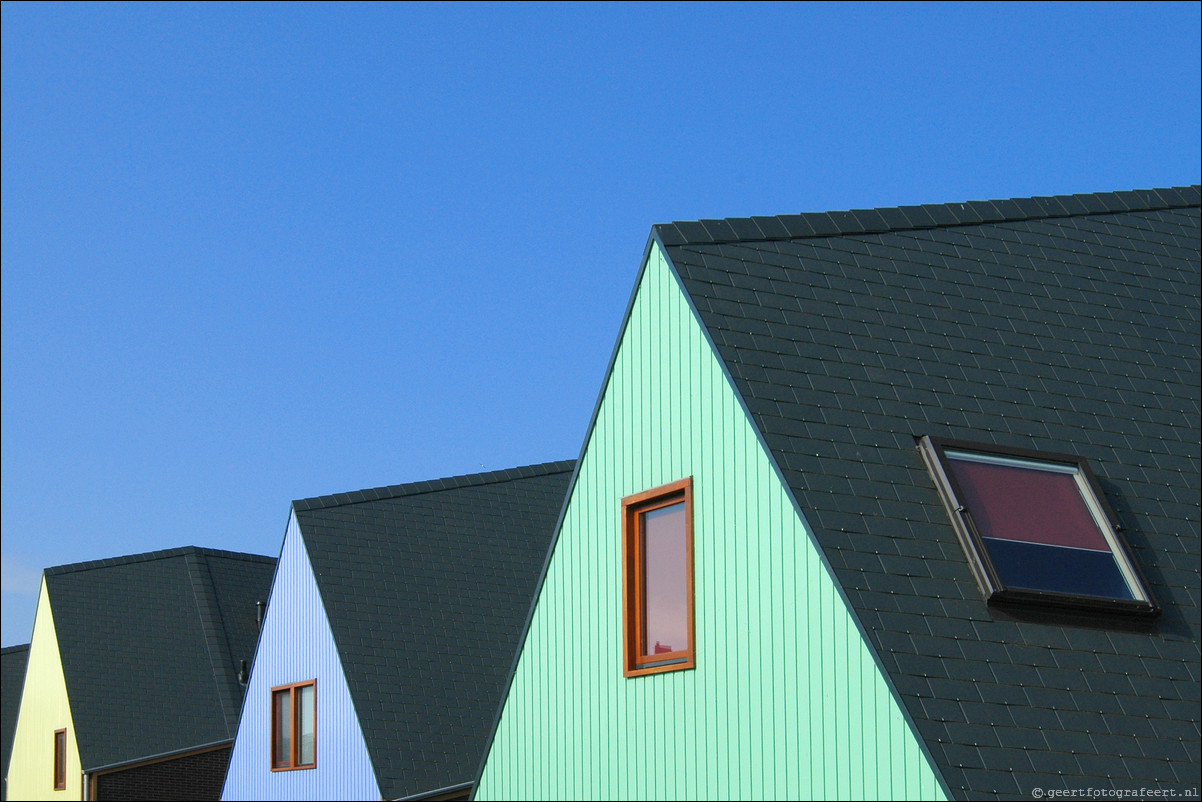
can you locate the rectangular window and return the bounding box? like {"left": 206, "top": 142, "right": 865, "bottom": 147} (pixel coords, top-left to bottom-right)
{"left": 271, "top": 681, "right": 316, "bottom": 771}
{"left": 53, "top": 729, "right": 66, "bottom": 790}
{"left": 622, "top": 478, "right": 695, "bottom": 677}
{"left": 919, "top": 436, "right": 1158, "bottom": 616}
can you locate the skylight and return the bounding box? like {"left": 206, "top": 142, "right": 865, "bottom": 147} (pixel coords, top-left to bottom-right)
{"left": 919, "top": 437, "right": 1158, "bottom": 617}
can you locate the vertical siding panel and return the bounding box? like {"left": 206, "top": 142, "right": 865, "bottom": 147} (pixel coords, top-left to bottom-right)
{"left": 533, "top": 571, "right": 545, "bottom": 799}
{"left": 715, "top": 354, "right": 731, "bottom": 802}
{"left": 506, "top": 690, "right": 514, "bottom": 799}
{"left": 532, "top": 577, "right": 542, "bottom": 800}
{"left": 743, "top": 424, "right": 760, "bottom": 801}
{"left": 777, "top": 489, "right": 792, "bottom": 799}
{"left": 585, "top": 440, "right": 596, "bottom": 802}
{"left": 892, "top": 697, "right": 907, "bottom": 796}
{"left": 880, "top": 661, "right": 894, "bottom": 798}
{"left": 558, "top": 489, "right": 568, "bottom": 798}
{"left": 708, "top": 341, "right": 723, "bottom": 801}
{"left": 837, "top": 598, "right": 851, "bottom": 799}
{"left": 809, "top": 544, "right": 822, "bottom": 797}
{"left": 695, "top": 324, "right": 711, "bottom": 800}
{"left": 606, "top": 393, "right": 619, "bottom": 802}
{"left": 513, "top": 641, "right": 522, "bottom": 799}
{"left": 547, "top": 531, "right": 558, "bottom": 799}
{"left": 832, "top": 595, "right": 843, "bottom": 801}
{"left": 861, "top": 626, "right": 877, "bottom": 797}
{"left": 907, "top": 714, "right": 922, "bottom": 800}
{"left": 818, "top": 576, "right": 829, "bottom": 801}
{"left": 740, "top": 428, "right": 754, "bottom": 800}
{"left": 573, "top": 479, "right": 583, "bottom": 802}
{"left": 770, "top": 458, "right": 782, "bottom": 798}
{"left": 783, "top": 492, "right": 795, "bottom": 800}
{"left": 477, "top": 245, "right": 945, "bottom": 800}
{"left": 725, "top": 322, "right": 738, "bottom": 802}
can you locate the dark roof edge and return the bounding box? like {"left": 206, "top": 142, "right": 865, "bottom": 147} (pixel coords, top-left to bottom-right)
{"left": 654, "top": 184, "right": 1202, "bottom": 247}
{"left": 42, "top": 546, "right": 274, "bottom": 577}
{"left": 397, "top": 780, "right": 474, "bottom": 801}
{"left": 292, "top": 459, "right": 577, "bottom": 512}
{"left": 1, "top": 644, "right": 30, "bottom": 655}
{"left": 83, "top": 738, "right": 232, "bottom": 775}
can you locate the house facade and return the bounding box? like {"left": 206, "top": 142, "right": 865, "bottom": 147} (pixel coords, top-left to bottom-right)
{"left": 222, "top": 461, "right": 573, "bottom": 801}
{"left": 6, "top": 548, "right": 274, "bottom": 801}
{"left": 6, "top": 579, "right": 78, "bottom": 801}
{"left": 475, "top": 187, "right": 1201, "bottom": 800}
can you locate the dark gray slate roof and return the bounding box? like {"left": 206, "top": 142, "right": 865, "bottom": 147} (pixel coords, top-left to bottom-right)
{"left": 2, "top": 644, "right": 30, "bottom": 791}
{"left": 44, "top": 547, "right": 275, "bottom": 771}
{"left": 293, "top": 460, "right": 573, "bottom": 801}
{"left": 655, "top": 186, "right": 1201, "bottom": 800}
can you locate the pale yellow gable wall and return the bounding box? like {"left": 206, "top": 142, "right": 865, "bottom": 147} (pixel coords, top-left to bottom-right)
{"left": 7, "top": 578, "right": 82, "bottom": 800}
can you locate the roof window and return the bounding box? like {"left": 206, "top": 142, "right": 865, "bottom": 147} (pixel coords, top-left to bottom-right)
{"left": 918, "top": 437, "right": 1158, "bottom": 617}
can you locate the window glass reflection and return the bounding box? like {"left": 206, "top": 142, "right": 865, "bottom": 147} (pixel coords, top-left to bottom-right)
{"left": 298, "top": 684, "right": 315, "bottom": 765}
{"left": 641, "top": 502, "right": 688, "bottom": 656}
{"left": 273, "top": 690, "right": 291, "bottom": 767}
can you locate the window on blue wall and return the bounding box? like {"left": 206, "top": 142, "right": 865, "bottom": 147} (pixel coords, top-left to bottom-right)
{"left": 919, "top": 436, "right": 1158, "bottom": 617}
{"left": 271, "top": 681, "right": 316, "bottom": 771}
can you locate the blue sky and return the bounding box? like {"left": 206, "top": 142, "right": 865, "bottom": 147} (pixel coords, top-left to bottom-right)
{"left": 2, "top": 2, "right": 1199, "bottom": 646}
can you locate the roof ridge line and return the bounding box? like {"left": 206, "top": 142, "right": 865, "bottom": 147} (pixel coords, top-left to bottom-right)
{"left": 196, "top": 548, "right": 277, "bottom": 564}
{"left": 292, "top": 458, "right": 576, "bottom": 512}
{"left": 654, "top": 184, "right": 1202, "bottom": 248}
{"left": 42, "top": 545, "right": 272, "bottom": 577}
{"left": 182, "top": 551, "right": 242, "bottom": 734}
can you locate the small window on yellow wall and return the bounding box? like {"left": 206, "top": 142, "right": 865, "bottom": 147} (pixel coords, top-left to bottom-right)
{"left": 53, "top": 729, "right": 66, "bottom": 790}
{"left": 622, "top": 478, "right": 695, "bottom": 677}
{"left": 271, "top": 681, "right": 316, "bottom": 771}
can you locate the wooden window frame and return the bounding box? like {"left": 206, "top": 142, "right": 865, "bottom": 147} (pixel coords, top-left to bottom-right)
{"left": 622, "top": 477, "right": 696, "bottom": 677}
{"left": 270, "top": 680, "right": 316, "bottom": 772}
{"left": 918, "top": 436, "right": 1159, "bottom": 618}
{"left": 53, "top": 728, "right": 66, "bottom": 790}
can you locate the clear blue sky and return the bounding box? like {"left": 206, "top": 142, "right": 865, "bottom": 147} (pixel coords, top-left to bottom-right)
{"left": 3, "top": 2, "right": 1199, "bottom": 646}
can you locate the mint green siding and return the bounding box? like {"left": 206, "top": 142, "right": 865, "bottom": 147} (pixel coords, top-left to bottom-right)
{"left": 476, "top": 244, "right": 946, "bottom": 801}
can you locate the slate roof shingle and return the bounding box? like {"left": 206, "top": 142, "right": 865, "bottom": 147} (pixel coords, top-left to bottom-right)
{"left": 293, "top": 460, "right": 573, "bottom": 801}
{"left": 655, "top": 185, "right": 1201, "bottom": 800}
{"left": 44, "top": 547, "right": 275, "bottom": 771}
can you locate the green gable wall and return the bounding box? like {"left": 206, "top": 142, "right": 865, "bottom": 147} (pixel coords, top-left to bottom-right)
{"left": 476, "top": 243, "right": 947, "bottom": 801}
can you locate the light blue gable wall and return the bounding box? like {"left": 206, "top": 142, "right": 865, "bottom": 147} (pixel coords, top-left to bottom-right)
{"left": 222, "top": 512, "right": 379, "bottom": 801}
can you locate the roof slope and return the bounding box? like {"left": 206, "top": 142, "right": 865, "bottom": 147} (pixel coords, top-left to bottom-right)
{"left": 293, "top": 460, "right": 573, "bottom": 801}
{"left": 2, "top": 644, "right": 30, "bottom": 788}
{"left": 45, "top": 547, "right": 275, "bottom": 771}
{"left": 655, "top": 186, "right": 1201, "bottom": 799}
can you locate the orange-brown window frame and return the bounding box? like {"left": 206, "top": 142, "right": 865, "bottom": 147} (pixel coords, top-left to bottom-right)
{"left": 622, "top": 477, "right": 696, "bottom": 677}
{"left": 53, "top": 728, "right": 66, "bottom": 790}
{"left": 270, "top": 680, "right": 316, "bottom": 772}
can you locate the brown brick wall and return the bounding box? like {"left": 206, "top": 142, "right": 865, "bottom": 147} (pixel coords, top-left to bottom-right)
{"left": 94, "top": 746, "right": 230, "bottom": 801}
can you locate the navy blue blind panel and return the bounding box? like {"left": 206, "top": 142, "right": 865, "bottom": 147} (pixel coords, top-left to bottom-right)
{"left": 982, "top": 537, "right": 1135, "bottom": 600}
